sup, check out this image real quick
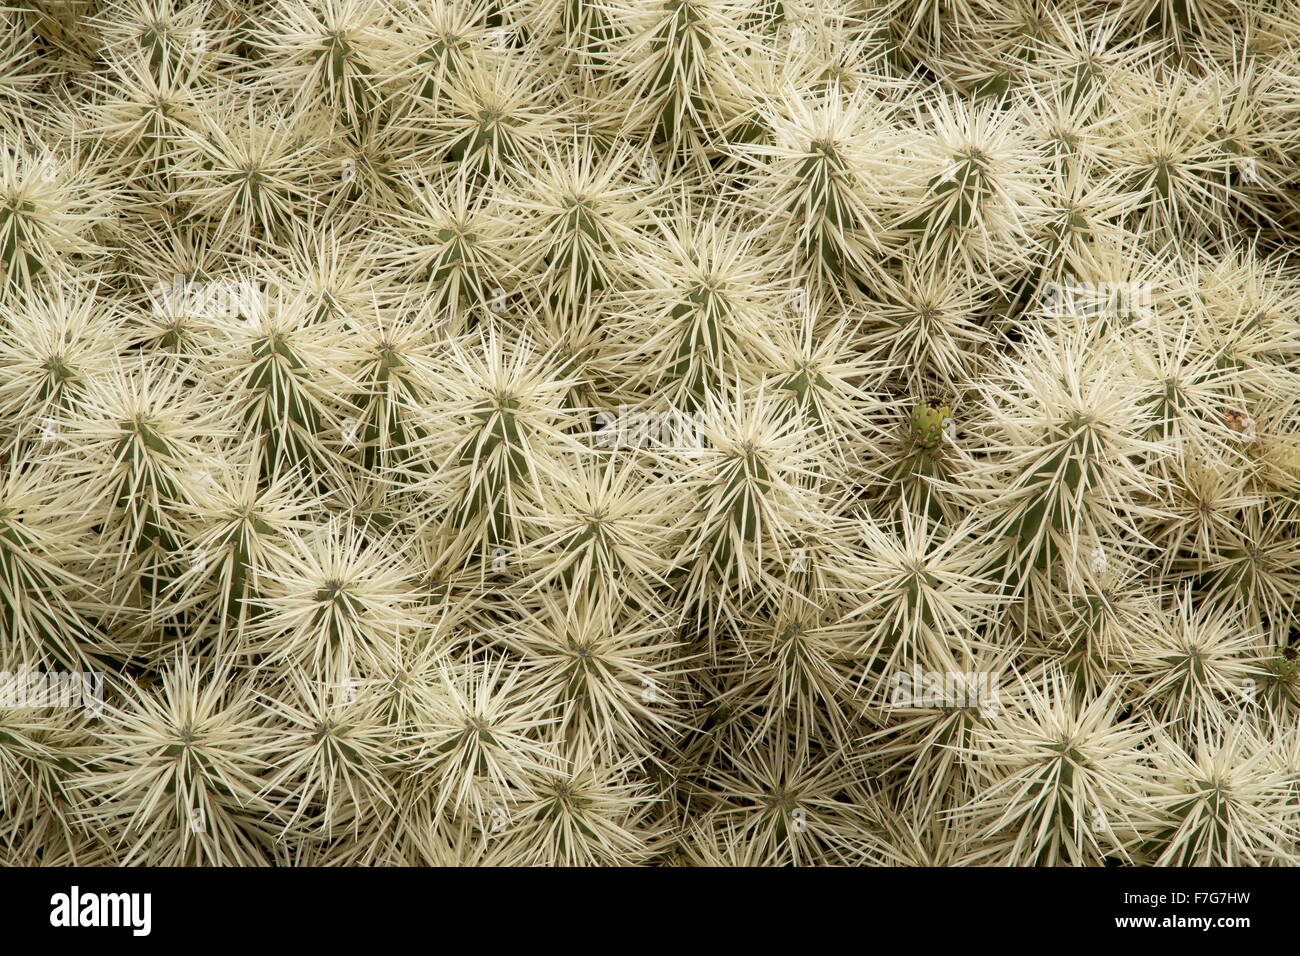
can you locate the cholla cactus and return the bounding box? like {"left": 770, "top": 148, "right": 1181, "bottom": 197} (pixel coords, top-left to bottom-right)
{"left": 2, "top": 0, "right": 1299, "bottom": 869}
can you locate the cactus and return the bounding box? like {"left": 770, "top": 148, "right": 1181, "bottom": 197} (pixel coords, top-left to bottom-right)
{"left": 1, "top": 0, "right": 1299, "bottom": 870}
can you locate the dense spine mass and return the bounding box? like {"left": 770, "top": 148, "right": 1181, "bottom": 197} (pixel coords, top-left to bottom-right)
{"left": 1, "top": 0, "right": 1299, "bottom": 866}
